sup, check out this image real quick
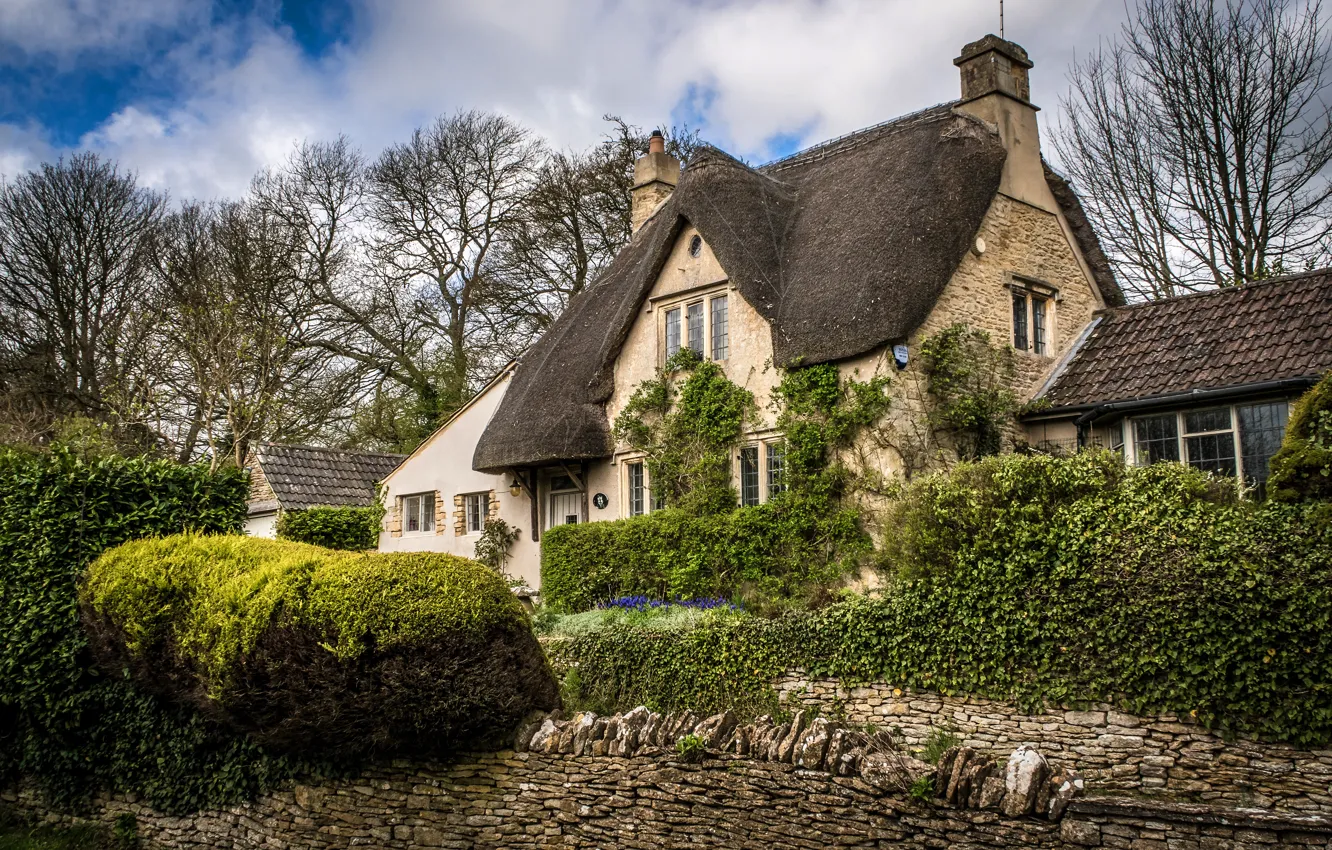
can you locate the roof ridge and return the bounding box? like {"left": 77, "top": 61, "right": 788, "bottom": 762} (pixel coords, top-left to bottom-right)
{"left": 760, "top": 101, "right": 960, "bottom": 173}
{"left": 259, "top": 442, "right": 406, "bottom": 459}
{"left": 1100, "top": 269, "right": 1332, "bottom": 315}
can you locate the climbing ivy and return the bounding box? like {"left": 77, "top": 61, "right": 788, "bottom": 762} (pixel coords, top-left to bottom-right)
{"left": 919, "top": 323, "right": 1019, "bottom": 460}
{"left": 550, "top": 451, "right": 1332, "bottom": 747}
{"left": 613, "top": 348, "right": 755, "bottom": 515}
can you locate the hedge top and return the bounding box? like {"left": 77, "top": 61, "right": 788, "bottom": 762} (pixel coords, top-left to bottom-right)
{"left": 83, "top": 534, "right": 527, "bottom": 689}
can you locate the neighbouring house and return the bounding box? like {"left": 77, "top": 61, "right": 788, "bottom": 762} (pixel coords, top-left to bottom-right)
{"left": 1022, "top": 270, "right": 1332, "bottom": 496}
{"left": 245, "top": 443, "right": 405, "bottom": 538}
{"left": 376, "top": 364, "right": 542, "bottom": 585}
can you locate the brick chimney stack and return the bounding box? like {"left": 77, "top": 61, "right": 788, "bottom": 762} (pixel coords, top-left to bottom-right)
{"left": 631, "top": 130, "right": 680, "bottom": 233}
{"left": 953, "top": 35, "right": 1055, "bottom": 213}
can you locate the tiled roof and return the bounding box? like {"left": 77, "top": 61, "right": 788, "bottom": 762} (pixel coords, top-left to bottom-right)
{"left": 1039, "top": 270, "right": 1332, "bottom": 410}
{"left": 250, "top": 443, "right": 405, "bottom": 510}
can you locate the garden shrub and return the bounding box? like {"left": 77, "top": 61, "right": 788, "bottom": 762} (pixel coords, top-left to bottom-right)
{"left": 82, "top": 535, "right": 559, "bottom": 759}
{"left": 276, "top": 505, "right": 382, "bottom": 550}
{"left": 1268, "top": 372, "right": 1332, "bottom": 502}
{"left": 550, "top": 451, "right": 1332, "bottom": 746}
{"left": 540, "top": 502, "right": 865, "bottom": 612}
{"left": 0, "top": 446, "right": 297, "bottom": 812}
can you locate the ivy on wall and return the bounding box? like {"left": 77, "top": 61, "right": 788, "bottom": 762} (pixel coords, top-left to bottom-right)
{"left": 613, "top": 348, "right": 755, "bottom": 515}
{"left": 1269, "top": 372, "right": 1332, "bottom": 502}
{"left": 550, "top": 451, "right": 1332, "bottom": 747}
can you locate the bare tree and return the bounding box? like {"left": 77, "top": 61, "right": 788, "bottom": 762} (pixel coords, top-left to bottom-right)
{"left": 0, "top": 153, "right": 167, "bottom": 443}
{"left": 154, "top": 200, "right": 362, "bottom": 467}
{"left": 1055, "top": 0, "right": 1332, "bottom": 299}
{"left": 500, "top": 117, "right": 701, "bottom": 335}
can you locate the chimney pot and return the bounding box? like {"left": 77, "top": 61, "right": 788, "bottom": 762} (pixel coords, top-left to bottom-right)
{"left": 649, "top": 130, "right": 665, "bottom": 154}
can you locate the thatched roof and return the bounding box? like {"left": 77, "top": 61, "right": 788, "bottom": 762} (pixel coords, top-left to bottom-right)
{"left": 474, "top": 104, "right": 1119, "bottom": 472}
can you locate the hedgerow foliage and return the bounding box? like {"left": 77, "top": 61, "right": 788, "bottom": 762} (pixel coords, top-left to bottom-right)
{"left": 276, "top": 505, "right": 382, "bottom": 550}
{"left": 83, "top": 535, "right": 559, "bottom": 759}
{"left": 1268, "top": 372, "right": 1332, "bottom": 502}
{"left": 0, "top": 447, "right": 299, "bottom": 812}
{"left": 544, "top": 362, "right": 890, "bottom": 612}
{"left": 551, "top": 451, "right": 1332, "bottom": 745}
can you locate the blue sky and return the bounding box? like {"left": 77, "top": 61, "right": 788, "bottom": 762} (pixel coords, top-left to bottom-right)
{"left": 0, "top": 0, "right": 1133, "bottom": 199}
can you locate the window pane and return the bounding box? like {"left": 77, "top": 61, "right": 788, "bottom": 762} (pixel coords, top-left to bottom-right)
{"left": 405, "top": 496, "right": 420, "bottom": 532}
{"left": 710, "top": 296, "right": 729, "bottom": 361}
{"left": 628, "top": 463, "right": 645, "bottom": 517}
{"left": 1012, "top": 292, "right": 1028, "bottom": 351}
{"left": 1184, "top": 407, "right": 1232, "bottom": 434}
{"left": 423, "top": 493, "right": 435, "bottom": 532}
{"left": 1133, "top": 414, "right": 1180, "bottom": 465}
{"left": 665, "top": 308, "right": 681, "bottom": 358}
{"left": 687, "top": 302, "right": 704, "bottom": 353}
{"left": 1238, "top": 401, "right": 1290, "bottom": 493}
{"left": 1108, "top": 421, "right": 1125, "bottom": 456}
{"left": 466, "top": 494, "right": 484, "bottom": 533}
{"left": 740, "top": 447, "right": 760, "bottom": 507}
{"left": 766, "top": 442, "right": 786, "bottom": 498}
{"left": 1186, "top": 432, "right": 1237, "bottom": 478}
{"left": 1032, "top": 296, "right": 1047, "bottom": 355}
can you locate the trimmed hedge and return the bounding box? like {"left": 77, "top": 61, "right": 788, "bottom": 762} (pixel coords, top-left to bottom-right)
{"left": 550, "top": 451, "right": 1332, "bottom": 745}
{"left": 276, "top": 505, "right": 382, "bottom": 550}
{"left": 82, "top": 535, "right": 559, "bottom": 759}
{"left": 1269, "top": 372, "right": 1332, "bottom": 502}
{"left": 0, "top": 446, "right": 295, "bottom": 812}
{"left": 540, "top": 501, "right": 866, "bottom": 612}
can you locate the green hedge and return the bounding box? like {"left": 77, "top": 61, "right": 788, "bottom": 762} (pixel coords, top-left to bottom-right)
{"left": 0, "top": 446, "right": 299, "bottom": 812}
{"left": 276, "top": 505, "right": 382, "bottom": 550}
{"left": 540, "top": 500, "right": 867, "bottom": 612}
{"left": 83, "top": 535, "right": 559, "bottom": 759}
{"left": 550, "top": 451, "right": 1332, "bottom": 745}
{"left": 1269, "top": 372, "right": 1332, "bottom": 502}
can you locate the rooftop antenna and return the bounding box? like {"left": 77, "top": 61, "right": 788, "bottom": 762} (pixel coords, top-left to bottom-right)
{"left": 1000, "top": 0, "right": 1005, "bottom": 38}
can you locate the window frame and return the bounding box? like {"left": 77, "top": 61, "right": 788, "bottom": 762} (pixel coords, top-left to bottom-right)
{"left": 462, "top": 492, "right": 488, "bottom": 535}
{"left": 656, "top": 285, "right": 731, "bottom": 366}
{"left": 738, "top": 445, "right": 760, "bottom": 507}
{"left": 402, "top": 491, "right": 436, "bottom": 535}
{"left": 627, "top": 461, "right": 646, "bottom": 517}
{"left": 1009, "top": 277, "right": 1058, "bottom": 356}
{"left": 1122, "top": 399, "right": 1291, "bottom": 493}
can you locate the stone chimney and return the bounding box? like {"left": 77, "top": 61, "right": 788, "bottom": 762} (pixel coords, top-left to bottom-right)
{"left": 953, "top": 35, "right": 1055, "bottom": 212}
{"left": 631, "top": 130, "right": 680, "bottom": 233}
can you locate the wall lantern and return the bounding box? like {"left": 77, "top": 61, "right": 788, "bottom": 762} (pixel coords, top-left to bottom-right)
{"left": 509, "top": 478, "right": 523, "bottom": 498}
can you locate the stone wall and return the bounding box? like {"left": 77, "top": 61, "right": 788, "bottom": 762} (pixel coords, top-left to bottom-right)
{"left": 775, "top": 670, "right": 1332, "bottom": 813}
{"left": 8, "top": 752, "right": 1331, "bottom": 850}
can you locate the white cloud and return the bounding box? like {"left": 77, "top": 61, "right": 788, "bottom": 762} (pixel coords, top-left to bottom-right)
{"left": 0, "top": 0, "right": 1134, "bottom": 198}
{"left": 0, "top": 0, "right": 209, "bottom": 62}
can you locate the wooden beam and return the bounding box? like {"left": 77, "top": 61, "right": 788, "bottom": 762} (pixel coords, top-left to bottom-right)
{"left": 559, "top": 462, "right": 585, "bottom": 492}
{"left": 580, "top": 461, "right": 590, "bottom": 523}
{"left": 528, "top": 468, "right": 540, "bottom": 542}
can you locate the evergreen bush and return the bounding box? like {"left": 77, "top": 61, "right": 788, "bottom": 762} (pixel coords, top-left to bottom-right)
{"left": 0, "top": 446, "right": 294, "bottom": 812}
{"left": 551, "top": 452, "right": 1332, "bottom": 745}
{"left": 83, "top": 535, "right": 559, "bottom": 759}
{"left": 276, "top": 505, "right": 382, "bottom": 550}
{"left": 1268, "top": 372, "right": 1332, "bottom": 502}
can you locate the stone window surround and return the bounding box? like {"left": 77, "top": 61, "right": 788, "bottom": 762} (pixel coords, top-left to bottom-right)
{"left": 1006, "top": 274, "right": 1059, "bottom": 357}
{"left": 453, "top": 490, "right": 499, "bottom": 537}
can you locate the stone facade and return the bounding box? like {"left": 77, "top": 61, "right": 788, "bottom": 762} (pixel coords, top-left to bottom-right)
{"left": 9, "top": 751, "right": 1330, "bottom": 850}
{"left": 775, "top": 671, "right": 1332, "bottom": 813}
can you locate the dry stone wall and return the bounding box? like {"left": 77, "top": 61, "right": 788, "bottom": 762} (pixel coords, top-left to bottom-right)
{"left": 7, "top": 749, "right": 1331, "bottom": 849}
{"left": 776, "top": 670, "right": 1332, "bottom": 813}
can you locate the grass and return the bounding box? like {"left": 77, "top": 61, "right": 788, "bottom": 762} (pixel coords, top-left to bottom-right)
{"left": 0, "top": 825, "right": 111, "bottom": 850}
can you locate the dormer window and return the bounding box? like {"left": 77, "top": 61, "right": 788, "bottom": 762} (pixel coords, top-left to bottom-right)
{"left": 1010, "top": 277, "right": 1057, "bottom": 356}
{"left": 658, "top": 287, "right": 729, "bottom": 365}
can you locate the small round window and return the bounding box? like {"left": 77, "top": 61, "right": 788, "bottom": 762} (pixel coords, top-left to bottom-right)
{"left": 689, "top": 234, "right": 703, "bottom": 257}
